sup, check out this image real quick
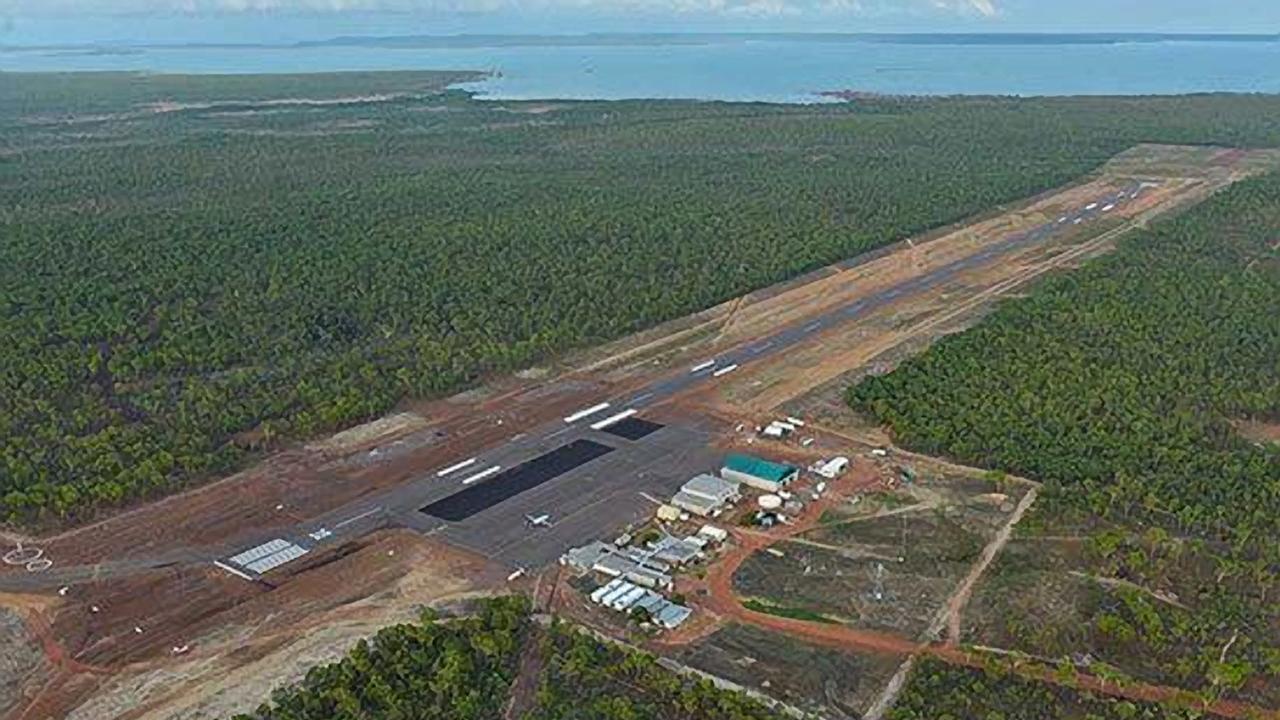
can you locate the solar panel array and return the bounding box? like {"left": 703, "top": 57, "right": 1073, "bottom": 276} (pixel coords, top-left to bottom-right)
{"left": 229, "top": 538, "right": 309, "bottom": 575}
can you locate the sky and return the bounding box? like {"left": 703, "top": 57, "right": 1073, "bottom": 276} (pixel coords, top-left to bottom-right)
{"left": 2, "top": 0, "right": 1279, "bottom": 46}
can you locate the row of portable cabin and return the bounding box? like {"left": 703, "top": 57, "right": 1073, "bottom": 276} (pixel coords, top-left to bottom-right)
{"left": 589, "top": 578, "right": 692, "bottom": 629}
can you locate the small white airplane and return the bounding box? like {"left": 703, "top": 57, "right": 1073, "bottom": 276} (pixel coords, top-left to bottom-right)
{"left": 524, "top": 513, "right": 552, "bottom": 528}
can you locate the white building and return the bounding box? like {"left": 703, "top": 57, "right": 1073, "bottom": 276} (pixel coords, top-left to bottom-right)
{"left": 670, "top": 473, "right": 741, "bottom": 517}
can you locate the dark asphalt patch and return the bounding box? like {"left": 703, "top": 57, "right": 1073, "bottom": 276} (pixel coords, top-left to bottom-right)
{"left": 420, "top": 439, "right": 615, "bottom": 522}
{"left": 601, "top": 417, "right": 664, "bottom": 441}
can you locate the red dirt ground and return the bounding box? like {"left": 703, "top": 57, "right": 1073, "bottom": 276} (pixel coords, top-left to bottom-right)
{"left": 10, "top": 531, "right": 505, "bottom": 720}
{"left": 15, "top": 377, "right": 629, "bottom": 570}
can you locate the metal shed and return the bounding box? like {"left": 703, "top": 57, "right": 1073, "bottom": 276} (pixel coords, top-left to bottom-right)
{"left": 721, "top": 453, "right": 798, "bottom": 493}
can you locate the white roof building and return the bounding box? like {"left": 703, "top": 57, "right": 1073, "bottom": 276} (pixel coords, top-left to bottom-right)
{"left": 672, "top": 474, "right": 741, "bottom": 517}
{"left": 681, "top": 474, "right": 741, "bottom": 504}
{"left": 671, "top": 491, "right": 723, "bottom": 517}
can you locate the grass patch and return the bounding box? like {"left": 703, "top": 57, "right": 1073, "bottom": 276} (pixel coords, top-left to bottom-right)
{"left": 742, "top": 598, "right": 837, "bottom": 624}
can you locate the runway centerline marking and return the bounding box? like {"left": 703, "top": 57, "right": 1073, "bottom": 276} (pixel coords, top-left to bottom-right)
{"left": 460, "top": 465, "right": 503, "bottom": 485}
{"left": 690, "top": 360, "right": 716, "bottom": 374}
{"left": 564, "top": 402, "right": 610, "bottom": 424}
{"left": 590, "top": 408, "right": 638, "bottom": 431}
{"left": 436, "top": 458, "right": 477, "bottom": 477}
{"left": 712, "top": 364, "right": 739, "bottom": 377}
{"left": 334, "top": 507, "right": 382, "bottom": 530}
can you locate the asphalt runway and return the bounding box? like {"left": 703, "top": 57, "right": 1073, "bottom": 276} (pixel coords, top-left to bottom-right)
{"left": 420, "top": 439, "right": 616, "bottom": 522}
{"left": 440, "top": 423, "right": 720, "bottom": 568}
{"left": 192, "top": 179, "right": 1152, "bottom": 579}
{"left": 601, "top": 417, "right": 665, "bottom": 441}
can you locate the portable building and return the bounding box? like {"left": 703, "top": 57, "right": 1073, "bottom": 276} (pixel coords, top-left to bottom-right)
{"left": 816, "top": 456, "right": 850, "bottom": 479}
{"left": 625, "top": 567, "right": 673, "bottom": 590}
{"left": 654, "top": 603, "right": 693, "bottom": 629}
{"left": 599, "top": 582, "right": 635, "bottom": 608}
{"left": 612, "top": 586, "right": 648, "bottom": 611}
{"left": 591, "top": 578, "right": 625, "bottom": 604}
{"left": 656, "top": 504, "right": 681, "bottom": 522}
{"left": 701, "top": 525, "right": 727, "bottom": 541}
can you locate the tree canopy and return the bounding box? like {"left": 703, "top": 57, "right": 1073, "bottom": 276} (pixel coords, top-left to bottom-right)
{"left": 6, "top": 71, "right": 1280, "bottom": 526}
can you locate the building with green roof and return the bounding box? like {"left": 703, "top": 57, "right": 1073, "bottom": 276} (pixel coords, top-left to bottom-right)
{"left": 720, "top": 453, "right": 798, "bottom": 492}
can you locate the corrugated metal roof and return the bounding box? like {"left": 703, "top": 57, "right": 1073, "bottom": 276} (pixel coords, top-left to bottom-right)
{"left": 671, "top": 491, "right": 722, "bottom": 515}
{"left": 652, "top": 536, "right": 702, "bottom": 564}
{"left": 655, "top": 603, "right": 693, "bottom": 629}
{"left": 562, "top": 541, "right": 612, "bottom": 569}
{"left": 723, "top": 453, "right": 797, "bottom": 483}
{"left": 681, "top": 473, "right": 739, "bottom": 502}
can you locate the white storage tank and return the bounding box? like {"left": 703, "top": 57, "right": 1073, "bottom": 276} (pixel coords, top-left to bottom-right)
{"left": 758, "top": 494, "right": 783, "bottom": 510}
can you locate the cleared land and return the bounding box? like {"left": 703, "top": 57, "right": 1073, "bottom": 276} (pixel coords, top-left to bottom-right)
{"left": 2, "top": 138, "right": 1276, "bottom": 719}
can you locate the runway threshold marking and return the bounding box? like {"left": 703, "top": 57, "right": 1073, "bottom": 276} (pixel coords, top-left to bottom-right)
{"left": 712, "top": 364, "right": 739, "bottom": 377}
{"left": 334, "top": 507, "right": 382, "bottom": 530}
{"left": 436, "top": 458, "right": 478, "bottom": 477}
{"left": 564, "top": 402, "right": 611, "bottom": 424}
{"left": 590, "top": 408, "right": 638, "bottom": 431}
{"left": 213, "top": 560, "right": 255, "bottom": 582}
{"left": 461, "top": 465, "right": 503, "bottom": 485}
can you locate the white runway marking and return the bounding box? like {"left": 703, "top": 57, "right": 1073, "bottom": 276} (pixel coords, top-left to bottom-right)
{"left": 629, "top": 392, "right": 655, "bottom": 405}
{"left": 590, "top": 408, "right": 638, "bottom": 430}
{"left": 804, "top": 321, "right": 822, "bottom": 332}
{"left": 564, "top": 402, "right": 610, "bottom": 424}
{"left": 334, "top": 507, "right": 382, "bottom": 530}
{"left": 461, "top": 465, "right": 503, "bottom": 485}
{"left": 712, "top": 364, "right": 739, "bottom": 377}
{"left": 690, "top": 360, "right": 716, "bottom": 373}
{"left": 436, "top": 457, "right": 477, "bottom": 477}
{"left": 1086, "top": 202, "right": 1098, "bottom": 210}
{"left": 213, "top": 561, "right": 255, "bottom": 582}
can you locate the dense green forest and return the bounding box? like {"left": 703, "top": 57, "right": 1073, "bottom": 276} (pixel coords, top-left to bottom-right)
{"left": 0, "top": 70, "right": 480, "bottom": 120}
{"left": 850, "top": 166, "right": 1280, "bottom": 716}
{"left": 233, "top": 596, "right": 529, "bottom": 720}
{"left": 525, "top": 621, "right": 783, "bottom": 720}
{"left": 6, "top": 69, "right": 1280, "bottom": 525}
{"left": 850, "top": 169, "right": 1280, "bottom": 550}
{"left": 229, "top": 597, "right": 783, "bottom": 720}
{"left": 888, "top": 659, "right": 1216, "bottom": 720}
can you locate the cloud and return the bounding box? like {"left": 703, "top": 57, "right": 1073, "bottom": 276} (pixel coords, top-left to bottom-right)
{"left": 2, "top": 0, "right": 998, "bottom": 17}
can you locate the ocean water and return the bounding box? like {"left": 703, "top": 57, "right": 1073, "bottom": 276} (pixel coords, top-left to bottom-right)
{"left": 5, "top": 35, "right": 1280, "bottom": 102}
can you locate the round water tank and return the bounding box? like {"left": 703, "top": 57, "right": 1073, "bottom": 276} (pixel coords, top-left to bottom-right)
{"left": 758, "top": 494, "right": 783, "bottom": 510}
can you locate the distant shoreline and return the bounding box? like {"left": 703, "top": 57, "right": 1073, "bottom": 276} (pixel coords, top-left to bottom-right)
{"left": 5, "top": 31, "right": 1280, "bottom": 53}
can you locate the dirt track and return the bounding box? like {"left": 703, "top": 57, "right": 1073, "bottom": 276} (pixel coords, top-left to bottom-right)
{"left": 677, "top": 468, "right": 1276, "bottom": 720}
